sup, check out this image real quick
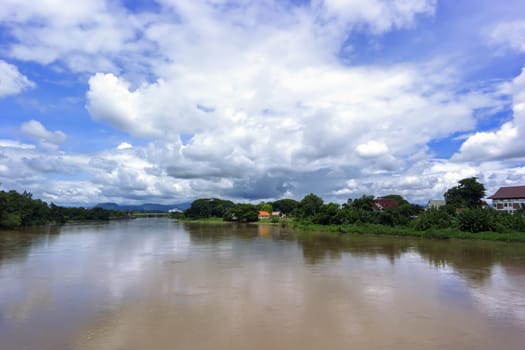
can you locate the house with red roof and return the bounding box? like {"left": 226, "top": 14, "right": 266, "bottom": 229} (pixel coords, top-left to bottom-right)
{"left": 258, "top": 211, "right": 270, "bottom": 219}
{"left": 488, "top": 186, "right": 525, "bottom": 213}
{"left": 371, "top": 198, "right": 398, "bottom": 211}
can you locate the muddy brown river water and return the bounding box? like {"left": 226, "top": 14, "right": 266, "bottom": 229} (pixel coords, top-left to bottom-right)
{"left": 1, "top": 218, "right": 525, "bottom": 349}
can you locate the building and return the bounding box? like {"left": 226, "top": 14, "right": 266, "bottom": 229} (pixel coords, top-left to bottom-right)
{"left": 426, "top": 200, "right": 446, "bottom": 210}
{"left": 371, "top": 198, "right": 398, "bottom": 211}
{"left": 258, "top": 211, "right": 270, "bottom": 219}
{"left": 488, "top": 186, "right": 525, "bottom": 213}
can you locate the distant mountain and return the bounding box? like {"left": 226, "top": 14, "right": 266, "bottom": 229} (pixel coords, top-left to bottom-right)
{"left": 95, "top": 202, "right": 192, "bottom": 212}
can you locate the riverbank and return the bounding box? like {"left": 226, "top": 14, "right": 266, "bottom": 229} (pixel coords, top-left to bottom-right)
{"left": 178, "top": 217, "right": 233, "bottom": 224}
{"left": 179, "top": 217, "right": 525, "bottom": 242}
{"left": 290, "top": 222, "right": 525, "bottom": 242}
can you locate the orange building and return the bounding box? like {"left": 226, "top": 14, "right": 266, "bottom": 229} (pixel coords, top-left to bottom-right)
{"left": 258, "top": 210, "right": 270, "bottom": 219}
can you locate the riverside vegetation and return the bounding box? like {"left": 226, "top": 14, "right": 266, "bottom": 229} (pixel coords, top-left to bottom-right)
{"left": 181, "top": 178, "right": 525, "bottom": 242}
{"left": 3, "top": 177, "right": 525, "bottom": 241}
{"left": 0, "top": 190, "right": 128, "bottom": 229}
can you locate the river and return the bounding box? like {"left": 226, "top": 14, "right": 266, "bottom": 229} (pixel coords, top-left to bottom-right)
{"left": 1, "top": 218, "right": 524, "bottom": 349}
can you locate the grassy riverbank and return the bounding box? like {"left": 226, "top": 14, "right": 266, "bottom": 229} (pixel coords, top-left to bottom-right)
{"left": 178, "top": 217, "right": 525, "bottom": 242}
{"left": 178, "top": 217, "right": 233, "bottom": 224}
{"left": 290, "top": 222, "right": 525, "bottom": 242}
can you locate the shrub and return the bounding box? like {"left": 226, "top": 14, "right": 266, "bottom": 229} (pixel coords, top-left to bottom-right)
{"left": 413, "top": 208, "right": 455, "bottom": 231}
{"left": 457, "top": 208, "right": 495, "bottom": 233}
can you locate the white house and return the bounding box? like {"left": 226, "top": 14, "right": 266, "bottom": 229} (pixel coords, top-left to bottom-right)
{"left": 488, "top": 186, "right": 525, "bottom": 213}
{"left": 426, "top": 200, "right": 446, "bottom": 210}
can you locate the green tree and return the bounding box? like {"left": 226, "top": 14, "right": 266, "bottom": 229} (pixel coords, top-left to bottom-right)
{"left": 185, "top": 198, "right": 234, "bottom": 219}
{"left": 258, "top": 203, "right": 273, "bottom": 213}
{"left": 444, "top": 177, "right": 486, "bottom": 209}
{"left": 224, "top": 204, "right": 259, "bottom": 222}
{"left": 351, "top": 195, "right": 374, "bottom": 212}
{"left": 272, "top": 199, "right": 299, "bottom": 215}
{"left": 298, "top": 193, "right": 324, "bottom": 218}
{"left": 313, "top": 203, "right": 341, "bottom": 225}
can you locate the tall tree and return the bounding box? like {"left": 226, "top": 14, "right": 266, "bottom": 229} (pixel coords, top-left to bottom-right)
{"left": 185, "top": 198, "right": 234, "bottom": 219}
{"left": 224, "top": 204, "right": 259, "bottom": 222}
{"left": 299, "top": 193, "right": 324, "bottom": 218}
{"left": 444, "top": 177, "right": 486, "bottom": 209}
{"left": 272, "top": 199, "right": 299, "bottom": 215}
{"left": 258, "top": 203, "right": 273, "bottom": 213}
{"left": 351, "top": 195, "right": 374, "bottom": 211}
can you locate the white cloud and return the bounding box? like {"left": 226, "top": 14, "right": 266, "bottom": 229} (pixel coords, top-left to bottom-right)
{"left": 0, "top": 139, "right": 35, "bottom": 149}
{"left": 0, "top": 138, "right": 193, "bottom": 205}
{"left": 0, "top": 0, "right": 436, "bottom": 74}
{"left": 330, "top": 156, "right": 525, "bottom": 203}
{"left": 79, "top": 0, "right": 516, "bottom": 203}
{"left": 0, "top": 0, "right": 145, "bottom": 73}
{"left": 317, "top": 0, "right": 436, "bottom": 34}
{"left": 0, "top": 60, "right": 35, "bottom": 97}
{"left": 356, "top": 140, "right": 389, "bottom": 158}
{"left": 4, "top": 0, "right": 525, "bottom": 205}
{"left": 82, "top": 3, "right": 491, "bottom": 202}
{"left": 3, "top": 131, "right": 525, "bottom": 205}
{"left": 453, "top": 66, "right": 525, "bottom": 162}
{"left": 117, "top": 142, "right": 133, "bottom": 150}
{"left": 20, "top": 120, "right": 67, "bottom": 146}
{"left": 86, "top": 59, "right": 484, "bottom": 178}
{"left": 488, "top": 20, "right": 525, "bottom": 52}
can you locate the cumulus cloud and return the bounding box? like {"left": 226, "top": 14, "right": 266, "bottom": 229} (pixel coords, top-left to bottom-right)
{"left": 0, "top": 0, "right": 144, "bottom": 73}
{"left": 75, "top": 0, "right": 521, "bottom": 204}
{"left": 0, "top": 139, "right": 35, "bottom": 149}
{"left": 117, "top": 142, "right": 133, "bottom": 150}
{"left": 3, "top": 133, "right": 525, "bottom": 206}
{"left": 0, "top": 0, "right": 436, "bottom": 74}
{"left": 81, "top": 0, "right": 497, "bottom": 203}
{"left": 23, "top": 156, "right": 79, "bottom": 174}
{"left": 3, "top": 0, "right": 525, "bottom": 205}
{"left": 332, "top": 157, "right": 495, "bottom": 203}
{"left": 20, "top": 120, "right": 67, "bottom": 147}
{"left": 0, "top": 60, "right": 35, "bottom": 97}
{"left": 453, "top": 66, "right": 525, "bottom": 162}
{"left": 0, "top": 138, "right": 192, "bottom": 205}
{"left": 356, "top": 140, "right": 389, "bottom": 158}
{"left": 488, "top": 20, "right": 525, "bottom": 52}
{"left": 317, "top": 0, "right": 436, "bottom": 34}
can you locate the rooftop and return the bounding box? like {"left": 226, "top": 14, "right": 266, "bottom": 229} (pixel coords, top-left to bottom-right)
{"left": 488, "top": 186, "right": 525, "bottom": 200}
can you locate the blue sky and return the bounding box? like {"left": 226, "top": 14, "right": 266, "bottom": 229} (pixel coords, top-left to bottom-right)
{"left": 1, "top": 0, "right": 525, "bottom": 206}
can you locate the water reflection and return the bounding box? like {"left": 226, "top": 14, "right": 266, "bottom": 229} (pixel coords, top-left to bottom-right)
{"left": 0, "top": 224, "right": 61, "bottom": 266}
{"left": 2, "top": 221, "right": 524, "bottom": 290}
{"left": 185, "top": 222, "right": 293, "bottom": 244}
{"left": 294, "top": 231, "right": 525, "bottom": 285}
{"left": 0, "top": 219, "right": 524, "bottom": 350}
{"left": 417, "top": 241, "right": 504, "bottom": 285}
{"left": 298, "top": 234, "right": 414, "bottom": 265}
{"left": 185, "top": 223, "right": 257, "bottom": 244}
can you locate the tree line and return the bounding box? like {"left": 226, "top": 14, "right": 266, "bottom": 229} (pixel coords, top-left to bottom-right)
{"left": 4, "top": 177, "right": 525, "bottom": 234}
{"left": 182, "top": 194, "right": 420, "bottom": 225}
{"left": 0, "top": 190, "right": 128, "bottom": 229}
{"left": 183, "top": 177, "right": 525, "bottom": 234}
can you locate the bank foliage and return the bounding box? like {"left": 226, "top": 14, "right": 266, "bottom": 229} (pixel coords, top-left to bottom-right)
{"left": 0, "top": 190, "right": 127, "bottom": 229}
{"left": 182, "top": 178, "right": 525, "bottom": 239}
